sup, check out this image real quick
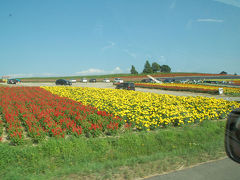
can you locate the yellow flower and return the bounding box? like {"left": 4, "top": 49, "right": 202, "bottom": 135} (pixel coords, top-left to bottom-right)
{"left": 41, "top": 86, "right": 239, "bottom": 130}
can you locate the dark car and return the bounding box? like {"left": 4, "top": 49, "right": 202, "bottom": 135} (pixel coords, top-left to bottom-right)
{"left": 116, "top": 82, "right": 135, "bottom": 91}
{"left": 89, "top": 78, "right": 97, "bottom": 83}
{"left": 141, "top": 78, "right": 156, "bottom": 83}
{"left": 7, "top": 79, "right": 18, "bottom": 84}
{"left": 225, "top": 108, "right": 240, "bottom": 164}
{"left": 55, "top": 79, "right": 72, "bottom": 86}
{"left": 163, "top": 79, "right": 175, "bottom": 83}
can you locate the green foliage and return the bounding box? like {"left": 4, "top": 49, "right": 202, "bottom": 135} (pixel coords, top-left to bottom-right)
{"left": 152, "top": 62, "right": 161, "bottom": 73}
{"left": 0, "top": 121, "right": 226, "bottom": 179}
{"left": 142, "top": 60, "right": 153, "bottom": 74}
{"left": 141, "top": 61, "right": 171, "bottom": 74}
{"left": 161, "top": 65, "right": 171, "bottom": 73}
{"left": 219, "top": 71, "right": 227, "bottom": 75}
{"left": 130, "top": 65, "right": 138, "bottom": 74}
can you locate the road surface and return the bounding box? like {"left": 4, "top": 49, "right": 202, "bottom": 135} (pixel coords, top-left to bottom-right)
{"left": 144, "top": 158, "right": 240, "bottom": 180}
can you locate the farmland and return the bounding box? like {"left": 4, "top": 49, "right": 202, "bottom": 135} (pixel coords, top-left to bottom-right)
{"left": 0, "top": 82, "right": 239, "bottom": 179}
{"left": 135, "top": 83, "right": 240, "bottom": 96}
{"left": 43, "top": 86, "right": 239, "bottom": 131}
{"left": 0, "top": 87, "right": 127, "bottom": 145}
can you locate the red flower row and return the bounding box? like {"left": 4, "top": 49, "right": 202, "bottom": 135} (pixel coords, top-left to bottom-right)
{"left": 0, "top": 87, "right": 124, "bottom": 144}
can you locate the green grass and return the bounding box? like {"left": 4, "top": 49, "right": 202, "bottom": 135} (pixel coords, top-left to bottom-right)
{"left": 0, "top": 120, "right": 227, "bottom": 180}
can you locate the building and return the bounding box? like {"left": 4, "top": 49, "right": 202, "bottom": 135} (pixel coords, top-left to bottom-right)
{"left": 2, "top": 76, "right": 10, "bottom": 82}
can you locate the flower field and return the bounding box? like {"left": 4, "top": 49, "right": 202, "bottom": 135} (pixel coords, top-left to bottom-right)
{"left": 0, "top": 86, "right": 239, "bottom": 145}
{"left": 0, "top": 87, "right": 124, "bottom": 144}
{"left": 135, "top": 83, "right": 240, "bottom": 96}
{"left": 43, "top": 86, "right": 239, "bottom": 131}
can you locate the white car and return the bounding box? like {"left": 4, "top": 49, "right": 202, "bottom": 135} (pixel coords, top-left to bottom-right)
{"left": 114, "top": 78, "right": 124, "bottom": 83}
{"left": 81, "top": 78, "right": 88, "bottom": 83}
{"left": 103, "top": 78, "right": 110, "bottom": 83}
{"left": 69, "top": 79, "right": 77, "bottom": 83}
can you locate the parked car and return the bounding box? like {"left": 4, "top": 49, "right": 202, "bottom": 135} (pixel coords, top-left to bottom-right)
{"left": 225, "top": 108, "right": 240, "bottom": 164}
{"left": 89, "top": 78, "right": 96, "bottom": 83}
{"left": 103, "top": 78, "right": 110, "bottom": 83}
{"left": 55, "top": 79, "right": 72, "bottom": 85}
{"left": 81, "top": 78, "right": 88, "bottom": 83}
{"left": 115, "top": 82, "right": 135, "bottom": 91}
{"left": 16, "top": 79, "right": 21, "bottom": 83}
{"left": 163, "top": 79, "right": 175, "bottom": 83}
{"left": 180, "top": 79, "right": 189, "bottom": 83}
{"left": 114, "top": 78, "right": 124, "bottom": 83}
{"left": 7, "top": 79, "right": 18, "bottom": 84}
{"left": 141, "top": 78, "right": 154, "bottom": 83}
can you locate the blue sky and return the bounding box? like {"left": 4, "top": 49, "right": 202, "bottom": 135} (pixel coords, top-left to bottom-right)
{"left": 0, "top": 0, "right": 240, "bottom": 78}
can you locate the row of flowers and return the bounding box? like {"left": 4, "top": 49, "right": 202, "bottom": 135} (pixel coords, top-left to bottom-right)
{"left": 134, "top": 83, "right": 240, "bottom": 96}
{"left": 43, "top": 86, "right": 239, "bottom": 131}
{"left": 0, "top": 87, "right": 125, "bottom": 144}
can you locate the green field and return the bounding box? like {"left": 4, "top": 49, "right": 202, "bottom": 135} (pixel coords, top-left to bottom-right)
{"left": 0, "top": 120, "right": 227, "bottom": 180}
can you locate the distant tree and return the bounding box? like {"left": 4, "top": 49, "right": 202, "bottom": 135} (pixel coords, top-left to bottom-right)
{"left": 234, "top": 73, "right": 237, "bottom": 75}
{"left": 130, "top": 65, "right": 138, "bottom": 74}
{"left": 161, "top": 65, "right": 171, "bottom": 73}
{"left": 219, "top": 71, "right": 227, "bottom": 75}
{"left": 143, "top": 60, "right": 153, "bottom": 74}
{"left": 152, "top": 62, "right": 161, "bottom": 73}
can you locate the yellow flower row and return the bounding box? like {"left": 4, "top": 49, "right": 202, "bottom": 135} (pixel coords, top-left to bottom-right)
{"left": 42, "top": 86, "right": 239, "bottom": 130}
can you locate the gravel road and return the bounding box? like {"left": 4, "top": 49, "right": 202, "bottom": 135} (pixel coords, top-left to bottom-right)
{"left": 2, "top": 82, "right": 240, "bottom": 101}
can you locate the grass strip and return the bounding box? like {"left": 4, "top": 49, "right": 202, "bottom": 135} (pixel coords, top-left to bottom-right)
{"left": 0, "top": 120, "right": 226, "bottom": 180}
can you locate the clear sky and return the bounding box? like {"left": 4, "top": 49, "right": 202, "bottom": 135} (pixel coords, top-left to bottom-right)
{"left": 0, "top": 0, "right": 240, "bottom": 78}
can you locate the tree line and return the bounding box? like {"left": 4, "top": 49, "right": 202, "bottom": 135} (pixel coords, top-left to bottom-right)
{"left": 130, "top": 60, "right": 171, "bottom": 74}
